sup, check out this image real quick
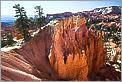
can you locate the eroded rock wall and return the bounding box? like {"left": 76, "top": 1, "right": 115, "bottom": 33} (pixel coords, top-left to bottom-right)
{"left": 1, "top": 26, "right": 58, "bottom": 81}
{"left": 1, "top": 16, "right": 120, "bottom": 81}
{"left": 50, "top": 16, "right": 106, "bottom": 80}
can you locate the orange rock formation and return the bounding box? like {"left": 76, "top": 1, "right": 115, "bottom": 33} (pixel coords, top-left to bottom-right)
{"left": 50, "top": 16, "right": 106, "bottom": 80}
{"left": 1, "top": 16, "right": 120, "bottom": 81}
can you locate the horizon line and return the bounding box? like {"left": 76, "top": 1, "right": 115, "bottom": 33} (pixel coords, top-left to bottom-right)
{"left": 1, "top": 5, "right": 121, "bottom": 16}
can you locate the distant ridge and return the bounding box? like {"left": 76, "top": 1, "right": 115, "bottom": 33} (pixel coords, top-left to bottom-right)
{"left": 1, "top": 6, "right": 121, "bottom": 27}
{"left": 91, "top": 6, "right": 121, "bottom": 14}
{"left": 46, "top": 6, "right": 121, "bottom": 20}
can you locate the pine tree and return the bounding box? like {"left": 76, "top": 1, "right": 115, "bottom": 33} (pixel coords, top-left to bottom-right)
{"left": 86, "top": 19, "right": 90, "bottom": 29}
{"left": 35, "top": 6, "right": 43, "bottom": 18}
{"left": 13, "top": 4, "right": 30, "bottom": 41}
{"left": 6, "top": 32, "right": 15, "bottom": 46}
{"left": 1, "top": 31, "right": 15, "bottom": 47}
{"left": 28, "top": 17, "right": 36, "bottom": 30}
{"left": 34, "top": 6, "right": 46, "bottom": 28}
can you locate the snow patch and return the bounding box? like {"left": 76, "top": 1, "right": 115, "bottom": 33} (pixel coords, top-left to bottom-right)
{"left": 31, "top": 29, "right": 40, "bottom": 37}
{"left": 1, "top": 46, "right": 21, "bottom": 52}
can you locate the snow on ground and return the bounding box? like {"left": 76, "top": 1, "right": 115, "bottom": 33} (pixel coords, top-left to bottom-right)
{"left": 1, "top": 20, "right": 58, "bottom": 52}
{"left": 1, "top": 45, "right": 21, "bottom": 52}
{"left": 1, "top": 37, "right": 23, "bottom": 52}
{"left": 46, "top": 20, "right": 58, "bottom": 27}
{"left": 31, "top": 29, "right": 40, "bottom": 37}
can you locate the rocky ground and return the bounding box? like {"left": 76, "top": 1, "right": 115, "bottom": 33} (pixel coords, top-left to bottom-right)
{"left": 1, "top": 6, "right": 121, "bottom": 81}
{"left": 1, "top": 15, "right": 121, "bottom": 81}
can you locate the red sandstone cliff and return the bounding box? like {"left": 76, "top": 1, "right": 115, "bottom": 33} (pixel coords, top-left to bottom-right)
{"left": 49, "top": 16, "right": 106, "bottom": 80}
{"left": 1, "top": 16, "right": 120, "bottom": 81}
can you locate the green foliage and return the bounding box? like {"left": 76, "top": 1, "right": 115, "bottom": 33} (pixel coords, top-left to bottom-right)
{"left": 6, "top": 32, "right": 15, "bottom": 46}
{"left": 34, "top": 6, "right": 46, "bottom": 28}
{"left": 28, "top": 17, "right": 36, "bottom": 29}
{"left": 1, "top": 40, "right": 7, "bottom": 47}
{"left": 1, "top": 32, "right": 15, "bottom": 47}
{"left": 13, "top": 4, "right": 30, "bottom": 41}
{"left": 86, "top": 19, "right": 90, "bottom": 29}
{"left": 35, "top": 6, "right": 43, "bottom": 18}
{"left": 13, "top": 4, "right": 27, "bottom": 19}
{"left": 103, "top": 33, "right": 110, "bottom": 42}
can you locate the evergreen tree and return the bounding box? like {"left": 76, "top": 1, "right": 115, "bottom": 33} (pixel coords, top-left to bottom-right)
{"left": 34, "top": 6, "right": 46, "bottom": 28}
{"left": 86, "top": 19, "right": 90, "bottom": 29}
{"left": 35, "top": 6, "right": 43, "bottom": 18}
{"left": 6, "top": 32, "right": 15, "bottom": 46}
{"left": 13, "top": 4, "right": 30, "bottom": 41}
{"left": 1, "top": 31, "right": 15, "bottom": 47}
{"left": 28, "top": 17, "right": 36, "bottom": 29}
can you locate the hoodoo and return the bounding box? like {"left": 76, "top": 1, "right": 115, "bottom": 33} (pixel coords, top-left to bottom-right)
{"left": 1, "top": 16, "right": 120, "bottom": 81}
{"left": 49, "top": 16, "right": 106, "bottom": 80}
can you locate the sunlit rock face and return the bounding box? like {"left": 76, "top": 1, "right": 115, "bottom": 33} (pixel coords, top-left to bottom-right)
{"left": 1, "top": 24, "right": 58, "bottom": 81}
{"left": 49, "top": 16, "right": 106, "bottom": 80}
{"left": 1, "top": 16, "right": 120, "bottom": 81}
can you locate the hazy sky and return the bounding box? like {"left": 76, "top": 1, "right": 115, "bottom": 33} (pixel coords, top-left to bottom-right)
{"left": 1, "top": 0, "right": 121, "bottom": 16}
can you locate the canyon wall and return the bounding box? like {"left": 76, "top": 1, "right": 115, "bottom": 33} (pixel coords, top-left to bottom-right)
{"left": 1, "top": 25, "right": 58, "bottom": 81}
{"left": 49, "top": 16, "right": 106, "bottom": 80}
{"left": 1, "top": 16, "right": 120, "bottom": 81}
